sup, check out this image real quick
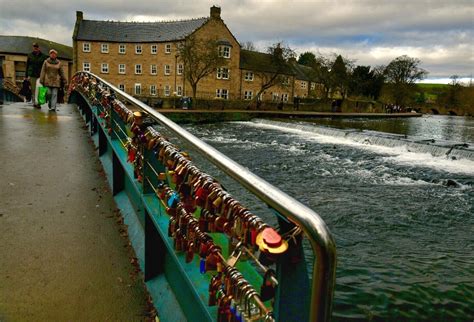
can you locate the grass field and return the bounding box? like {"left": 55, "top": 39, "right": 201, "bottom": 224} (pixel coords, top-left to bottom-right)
{"left": 416, "top": 83, "right": 450, "bottom": 101}
{"left": 417, "top": 83, "right": 450, "bottom": 91}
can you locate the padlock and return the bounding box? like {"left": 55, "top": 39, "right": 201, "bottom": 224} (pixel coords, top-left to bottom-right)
{"left": 226, "top": 241, "right": 243, "bottom": 267}
{"left": 260, "top": 269, "right": 277, "bottom": 302}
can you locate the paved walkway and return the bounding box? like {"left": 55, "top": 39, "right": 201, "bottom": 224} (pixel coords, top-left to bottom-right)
{"left": 0, "top": 103, "right": 148, "bottom": 321}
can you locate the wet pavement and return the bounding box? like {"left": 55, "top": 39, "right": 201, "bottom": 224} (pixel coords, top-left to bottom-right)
{"left": 0, "top": 103, "right": 149, "bottom": 321}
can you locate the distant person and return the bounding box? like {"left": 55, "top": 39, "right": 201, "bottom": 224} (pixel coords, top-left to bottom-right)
{"left": 0, "top": 61, "right": 4, "bottom": 105}
{"left": 40, "top": 49, "right": 67, "bottom": 112}
{"left": 294, "top": 96, "right": 300, "bottom": 111}
{"left": 26, "top": 42, "right": 48, "bottom": 109}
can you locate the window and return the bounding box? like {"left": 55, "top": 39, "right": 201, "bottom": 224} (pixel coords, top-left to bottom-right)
{"left": 165, "top": 44, "right": 171, "bottom": 54}
{"left": 101, "top": 43, "right": 109, "bottom": 53}
{"left": 216, "top": 67, "right": 229, "bottom": 79}
{"left": 283, "top": 77, "right": 290, "bottom": 85}
{"left": 176, "top": 85, "right": 183, "bottom": 96}
{"left": 118, "top": 84, "right": 125, "bottom": 92}
{"left": 82, "top": 43, "right": 90, "bottom": 52}
{"left": 218, "top": 45, "right": 231, "bottom": 58}
{"left": 151, "top": 45, "right": 157, "bottom": 54}
{"left": 216, "top": 89, "right": 228, "bottom": 99}
{"left": 282, "top": 93, "right": 289, "bottom": 102}
{"left": 134, "top": 84, "right": 141, "bottom": 95}
{"left": 164, "top": 85, "right": 170, "bottom": 96}
{"left": 177, "top": 64, "right": 183, "bottom": 75}
{"left": 272, "top": 92, "right": 279, "bottom": 101}
{"left": 150, "top": 85, "right": 157, "bottom": 96}
{"left": 164, "top": 65, "right": 171, "bottom": 75}
{"left": 301, "top": 81, "right": 307, "bottom": 89}
{"left": 118, "top": 64, "right": 126, "bottom": 74}
{"left": 310, "top": 83, "right": 316, "bottom": 90}
{"left": 244, "top": 90, "right": 253, "bottom": 100}
{"left": 135, "top": 45, "right": 142, "bottom": 54}
{"left": 150, "top": 64, "right": 157, "bottom": 75}
{"left": 101, "top": 63, "right": 109, "bottom": 73}
{"left": 82, "top": 62, "right": 90, "bottom": 72}
{"left": 135, "top": 64, "right": 142, "bottom": 74}
{"left": 244, "top": 72, "right": 254, "bottom": 81}
{"left": 119, "top": 44, "right": 126, "bottom": 54}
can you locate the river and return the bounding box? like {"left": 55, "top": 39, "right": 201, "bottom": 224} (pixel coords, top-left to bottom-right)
{"left": 175, "top": 115, "right": 473, "bottom": 321}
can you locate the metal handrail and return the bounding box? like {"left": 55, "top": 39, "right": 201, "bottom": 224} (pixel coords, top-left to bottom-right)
{"left": 76, "top": 72, "right": 336, "bottom": 322}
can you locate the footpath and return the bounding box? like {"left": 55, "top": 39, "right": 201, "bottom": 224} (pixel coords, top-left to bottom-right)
{"left": 0, "top": 103, "right": 151, "bottom": 321}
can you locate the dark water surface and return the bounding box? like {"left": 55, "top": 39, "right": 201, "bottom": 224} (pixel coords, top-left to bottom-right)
{"left": 175, "top": 115, "right": 474, "bottom": 321}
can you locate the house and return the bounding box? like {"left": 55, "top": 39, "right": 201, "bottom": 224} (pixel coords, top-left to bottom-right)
{"left": 72, "top": 6, "right": 318, "bottom": 103}
{"left": 0, "top": 35, "right": 73, "bottom": 86}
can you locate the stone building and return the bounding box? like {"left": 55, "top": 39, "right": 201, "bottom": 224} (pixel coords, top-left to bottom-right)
{"left": 72, "top": 6, "right": 317, "bottom": 103}
{"left": 0, "top": 35, "right": 73, "bottom": 86}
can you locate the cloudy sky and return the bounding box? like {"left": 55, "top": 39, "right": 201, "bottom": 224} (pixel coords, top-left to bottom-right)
{"left": 1, "top": 0, "right": 472, "bottom": 83}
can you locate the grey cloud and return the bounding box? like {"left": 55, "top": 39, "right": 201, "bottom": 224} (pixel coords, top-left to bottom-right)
{"left": 1, "top": 0, "right": 472, "bottom": 79}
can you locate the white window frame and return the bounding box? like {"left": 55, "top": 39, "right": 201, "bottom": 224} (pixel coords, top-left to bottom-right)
{"left": 118, "top": 64, "right": 126, "bottom": 74}
{"left": 118, "top": 84, "right": 125, "bottom": 92}
{"left": 135, "top": 45, "right": 143, "bottom": 54}
{"left": 165, "top": 44, "right": 171, "bottom": 54}
{"left": 164, "top": 85, "right": 170, "bottom": 96}
{"left": 272, "top": 92, "right": 279, "bottom": 101}
{"left": 216, "top": 67, "right": 229, "bottom": 80}
{"left": 216, "top": 89, "right": 229, "bottom": 99}
{"left": 176, "top": 85, "right": 183, "bottom": 96}
{"left": 177, "top": 64, "right": 183, "bottom": 75}
{"left": 150, "top": 64, "right": 157, "bottom": 75}
{"left": 244, "top": 72, "right": 254, "bottom": 81}
{"left": 282, "top": 93, "right": 289, "bottom": 102}
{"left": 82, "top": 62, "right": 90, "bottom": 72}
{"left": 101, "top": 43, "right": 109, "bottom": 53}
{"left": 134, "top": 83, "right": 142, "bottom": 95}
{"left": 301, "top": 81, "right": 307, "bottom": 89}
{"left": 118, "top": 44, "right": 126, "bottom": 54}
{"left": 244, "top": 90, "right": 253, "bottom": 100}
{"left": 164, "top": 65, "right": 171, "bottom": 75}
{"left": 135, "top": 64, "right": 142, "bottom": 74}
{"left": 150, "top": 85, "right": 157, "bottom": 96}
{"left": 82, "top": 43, "right": 91, "bottom": 52}
{"left": 151, "top": 45, "right": 158, "bottom": 54}
{"left": 101, "top": 63, "right": 109, "bottom": 74}
{"left": 310, "top": 83, "right": 316, "bottom": 90}
{"left": 218, "top": 45, "right": 231, "bottom": 58}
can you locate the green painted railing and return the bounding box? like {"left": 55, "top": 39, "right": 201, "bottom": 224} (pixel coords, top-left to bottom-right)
{"left": 68, "top": 71, "right": 336, "bottom": 322}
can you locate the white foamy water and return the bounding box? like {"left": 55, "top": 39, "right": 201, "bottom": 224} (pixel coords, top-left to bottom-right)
{"left": 244, "top": 121, "right": 474, "bottom": 175}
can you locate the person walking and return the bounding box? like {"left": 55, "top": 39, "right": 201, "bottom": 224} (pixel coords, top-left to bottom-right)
{"left": 26, "top": 42, "right": 48, "bottom": 109}
{"left": 0, "top": 60, "right": 4, "bottom": 105}
{"left": 40, "top": 49, "right": 66, "bottom": 112}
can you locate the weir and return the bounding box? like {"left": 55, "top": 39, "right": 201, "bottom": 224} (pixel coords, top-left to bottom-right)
{"left": 67, "top": 72, "right": 337, "bottom": 322}
{"left": 254, "top": 119, "right": 474, "bottom": 161}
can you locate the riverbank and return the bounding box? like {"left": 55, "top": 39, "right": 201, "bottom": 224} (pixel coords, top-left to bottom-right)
{"left": 155, "top": 109, "right": 422, "bottom": 123}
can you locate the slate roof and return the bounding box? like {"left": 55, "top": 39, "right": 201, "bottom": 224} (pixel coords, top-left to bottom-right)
{"left": 0, "top": 35, "right": 72, "bottom": 60}
{"left": 290, "top": 62, "right": 313, "bottom": 81}
{"left": 76, "top": 18, "right": 209, "bottom": 42}
{"left": 240, "top": 49, "right": 295, "bottom": 75}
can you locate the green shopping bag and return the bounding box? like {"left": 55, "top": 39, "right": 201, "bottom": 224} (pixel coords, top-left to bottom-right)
{"left": 38, "top": 86, "right": 48, "bottom": 105}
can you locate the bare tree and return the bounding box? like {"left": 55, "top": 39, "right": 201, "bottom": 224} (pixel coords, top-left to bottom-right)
{"left": 178, "top": 35, "right": 227, "bottom": 99}
{"left": 242, "top": 41, "right": 256, "bottom": 51}
{"left": 384, "top": 55, "right": 428, "bottom": 106}
{"left": 251, "top": 43, "right": 295, "bottom": 106}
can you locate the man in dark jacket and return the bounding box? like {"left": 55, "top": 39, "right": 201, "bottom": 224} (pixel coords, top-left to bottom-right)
{"left": 0, "top": 61, "right": 4, "bottom": 105}
{"left": 26, "top": 42, "right": 48, "bottom": 108}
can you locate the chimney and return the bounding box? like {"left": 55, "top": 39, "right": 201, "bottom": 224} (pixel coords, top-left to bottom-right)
{"left": 76, "top": 11, "right": 83, "bottom": 21}
{"left": 210, "top": 6, "right": 221, "bottom": 19}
